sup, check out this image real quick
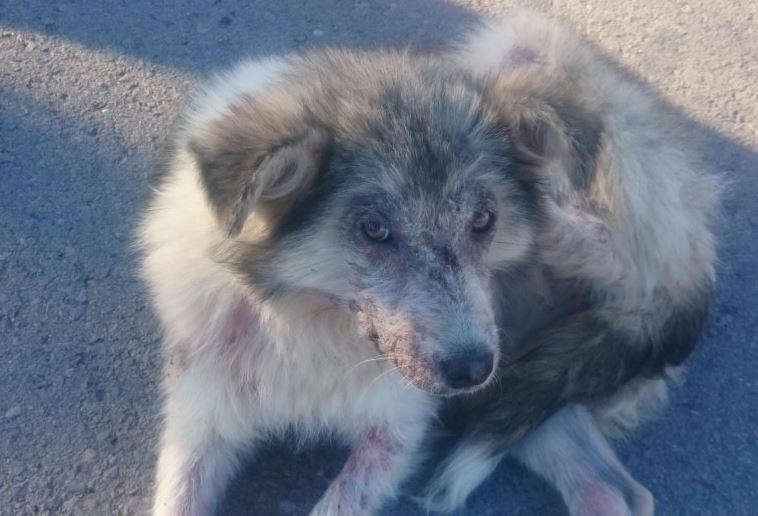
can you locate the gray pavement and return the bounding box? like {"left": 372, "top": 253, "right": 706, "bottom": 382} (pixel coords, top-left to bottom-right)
{"left": 1, "top": 1, "right": 757, "bottom": 515}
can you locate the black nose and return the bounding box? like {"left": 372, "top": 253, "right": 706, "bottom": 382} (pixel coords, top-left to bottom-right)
{"left": 438, "top": 348, "right": 495, "bottom": 389}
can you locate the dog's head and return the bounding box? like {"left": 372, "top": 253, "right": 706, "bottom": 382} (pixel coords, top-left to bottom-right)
{"left": 188, "top": 52, "right": 593, "bottom": 395}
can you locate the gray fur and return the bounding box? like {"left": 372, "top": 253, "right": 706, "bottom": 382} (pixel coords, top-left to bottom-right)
{"left": 424, "top": 10, "right": 719, "bottom": 515}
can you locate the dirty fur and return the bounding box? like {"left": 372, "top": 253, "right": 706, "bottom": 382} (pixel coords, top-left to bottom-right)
{"left": 139, "top": 11, "right": 717, "bottom": 516}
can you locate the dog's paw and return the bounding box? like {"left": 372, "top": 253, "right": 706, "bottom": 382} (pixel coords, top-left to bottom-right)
{"left": 569, "top": 480, "right": 654, "bottom": 516}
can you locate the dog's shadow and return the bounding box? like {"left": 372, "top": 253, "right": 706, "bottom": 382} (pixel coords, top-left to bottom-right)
{"left": 5, "top": 0, "right": 482, "bottom": 74}
{"left": 218, "top": 438, "right": 569, "bottom": 515}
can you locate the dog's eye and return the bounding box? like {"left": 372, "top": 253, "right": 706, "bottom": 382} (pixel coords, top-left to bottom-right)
{"left": 363, "top": 220, "right": 391, "bottom": 242}
{"left": 471, "top": 209, "right": 495, "bottom": 232}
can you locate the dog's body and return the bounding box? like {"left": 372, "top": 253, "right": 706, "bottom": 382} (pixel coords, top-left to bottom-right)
{"left": 139, "top": 11, "right": 717, "bottom": 516}
{"left": 425, "top": 11, "right": 718, "bottom": 515}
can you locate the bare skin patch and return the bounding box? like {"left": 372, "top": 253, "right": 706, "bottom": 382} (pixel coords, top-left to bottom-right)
{"left": 501, "top": 46, "right": 543, "bottom": 71}
{"left": 312, "top": 427, "right": 405, "bottom": 515}
{"left": 573, "top": 482, "right": 631, "bottom": 516}
{"left": 219, "top": 295, "right": 262, "bottom": 372}
{"left": 355, "top": 299, "right": 438, "bottom": 392}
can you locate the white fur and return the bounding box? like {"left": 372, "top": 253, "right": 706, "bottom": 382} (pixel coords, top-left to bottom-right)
{"left": 423, "top": 440, "right": 506, "bottom": 513}
{"left": 422, "top": 406, "right": 656, "bottom": 516}
{"left": 512, "top": 405, "right": 654, "bottom": 516}
{"left": 140, "top": 58, "right": 438, "bottom": 516}
{"left": 187, "top": 57, "right": 289, "bottom": 134}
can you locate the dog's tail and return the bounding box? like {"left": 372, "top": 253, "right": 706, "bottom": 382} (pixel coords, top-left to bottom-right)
{"left": 421, "top": 434, "right": 506, "bottom": 513}
{"left": 451, "top": 9, "right": 580, "bottom": 79}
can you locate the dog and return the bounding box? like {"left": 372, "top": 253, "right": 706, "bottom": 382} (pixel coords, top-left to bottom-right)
{"left": 138, "top": 11, "right": 717, "bottom": 516}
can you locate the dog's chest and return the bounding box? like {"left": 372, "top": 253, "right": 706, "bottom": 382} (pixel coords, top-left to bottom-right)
{"left": 219, "top": 296, "right": 430, "bottom": 437}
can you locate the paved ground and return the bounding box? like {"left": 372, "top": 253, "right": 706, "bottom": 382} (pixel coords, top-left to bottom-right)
{"left": 1, "top": 0, "right": 757, "bottom": 515}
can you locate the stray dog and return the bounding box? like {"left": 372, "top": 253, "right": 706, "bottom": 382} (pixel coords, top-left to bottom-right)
{"left": 139, "top": 11, "right": 717, "bottom": 516}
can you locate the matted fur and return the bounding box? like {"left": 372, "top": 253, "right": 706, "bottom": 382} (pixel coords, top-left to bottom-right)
{"left": 423, "top": 10, "right": 718, "bottom": 516}
{"left": 138, "top": 10, "right": 718, "bottom": 516}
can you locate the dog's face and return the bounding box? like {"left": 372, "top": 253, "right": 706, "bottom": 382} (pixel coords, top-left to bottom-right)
{"left": 190, "top": 53, "right": 567, "bottom": 395}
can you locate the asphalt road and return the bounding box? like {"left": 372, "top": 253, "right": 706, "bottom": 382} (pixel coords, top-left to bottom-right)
{"left": 1, "top": 1, "right": 757, "bottom": 515}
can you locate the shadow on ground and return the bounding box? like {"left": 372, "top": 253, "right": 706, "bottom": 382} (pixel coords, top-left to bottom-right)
{"left": 2, "top": 0, "right": 482, "bottom": 73}
{"left": 1, "top": 1, "right": 756, "bottom": 515}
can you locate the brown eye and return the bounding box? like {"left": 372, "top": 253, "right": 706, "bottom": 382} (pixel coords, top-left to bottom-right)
{"left": 363, "top": 220, "right": 391, "bottom": 242}
{"left": 472, "top": 210, "right": 495, "bottom": 232}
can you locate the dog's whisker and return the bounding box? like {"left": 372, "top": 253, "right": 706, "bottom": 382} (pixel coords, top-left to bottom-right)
{"left": 345, "top": 355, "right": 391, "bottom": 376}
{"left": 499, "top": 354, "right": 519, "bottom": 376}
{"left": 361, "top": 365, "right": 401, "bottom": 400}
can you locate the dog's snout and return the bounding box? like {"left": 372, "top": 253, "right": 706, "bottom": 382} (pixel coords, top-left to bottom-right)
{"left": 438, "top": 347, "right": 495, "bottom": 390}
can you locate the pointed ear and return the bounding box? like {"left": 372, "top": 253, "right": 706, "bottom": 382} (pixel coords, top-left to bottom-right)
{"left": 491, "top": 74, "right": 602, "bottom": 183}
{"left": 190, "top": 123, "right": 331, "bottom": 236}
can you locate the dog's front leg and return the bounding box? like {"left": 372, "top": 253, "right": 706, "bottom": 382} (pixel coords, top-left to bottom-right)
{"left": 311, "top": 425, "right": 422, "bottom": 516}
{"left": 152, "top": 365, "right": 258, "bottom": 516}
{"left": 512, "top": 405, "right": 654, "bottom": 516}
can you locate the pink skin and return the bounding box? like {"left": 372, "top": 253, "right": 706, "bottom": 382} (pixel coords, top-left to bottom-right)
{"left": 574, "top": 483, "right": 632, "bottom": 516}
{"left": 356, "top": 295, "right": 499, "bottom": 396}
{"left": 552, "top": 447, "right": 649, "bottom": 516}
{"left": 219, "top": 296, "right": 261, "bottom": 370}
{"left": 171, "top": 296, "right": 262, "bottom": 374}
{"left": 312, "top": 427, "right": 409, "bottom": 516}
{"left": 155, "top": 297, "right": 262, "bottom": 516}
{"left": 161, "top": 301, "right": 419, "bottom": 516}
{"left": 501, "top": 46, "right": 542, "bottom": 72}
{"left": 356, "top": 299, "right": 441, "bottom": 392}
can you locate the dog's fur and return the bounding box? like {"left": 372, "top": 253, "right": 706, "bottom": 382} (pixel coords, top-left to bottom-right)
{"left": 139, "top": 11, "right": 717, "bottom": 516}
{"left": 424, "top": 10, "right": 718, "bottom": 516}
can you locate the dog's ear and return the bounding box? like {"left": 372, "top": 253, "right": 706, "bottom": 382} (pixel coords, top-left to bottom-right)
{"left": 190, "top": 116, "right": 331, "bottom": 236}
{"left": 490, "top": 74, "right": 602, "bottom": 185}
{"left": 506, "top": 98, "right": 566, "bottom": 175}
